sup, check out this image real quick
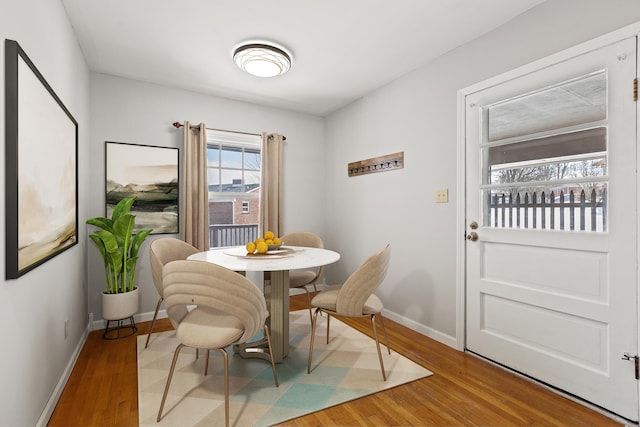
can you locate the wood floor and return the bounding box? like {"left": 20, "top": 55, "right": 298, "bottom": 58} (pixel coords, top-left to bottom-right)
{"left": 48, "top": 294, "right": 623, "bottom": 426}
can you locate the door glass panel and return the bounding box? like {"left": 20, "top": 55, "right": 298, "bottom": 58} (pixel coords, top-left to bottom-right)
{"left": 488, "top": 71, "right": 606, "bottom": 141}
{"left": 483, "top": 71, "right": 608, "bottom": 233}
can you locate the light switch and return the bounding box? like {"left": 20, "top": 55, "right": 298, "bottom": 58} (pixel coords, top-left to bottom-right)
{"left": 436, "top": 189, "right": 448, "bottom": 203}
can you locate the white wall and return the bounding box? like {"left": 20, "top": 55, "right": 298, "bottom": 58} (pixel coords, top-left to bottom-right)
{"left": 3, "top": 0, "right": 640, "bottom": 424}
{"left": 324, "top": 0, "right": 640, "bottom": 345}
{"left": 0, "top": 0, "right": 90, "bottom": 426}
{"left": 88, "top": 74, "right": 325, "bottom": 322}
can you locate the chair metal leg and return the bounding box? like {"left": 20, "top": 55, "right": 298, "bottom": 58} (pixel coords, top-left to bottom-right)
{"left": 303, "top": 287, "right": 313, "bottom": 324}
{"left": 157, "top": 344, "right": 186, "bottom": 421}
{"left": 145, "top": 297, "right": 163, "bottom": 348}
{"left": 308, "top": 308, "right": 321, "bottom": 374}
{"left": 326, "top": 313, "right": 331, "bottom": 344}
{"left": 204, "top": 350, "right": 210, "bottom": 375}
{"left": 370, "top": 314, "right": 387, "bottom": 381}
{"left": 213, "top": 348, "right": 229, "bottom": 427}
{"left": 263, "top": 324, "right": 279, "bottom": 387}
{"left": 377, "top": 313, "right": 391, "bottom": 354}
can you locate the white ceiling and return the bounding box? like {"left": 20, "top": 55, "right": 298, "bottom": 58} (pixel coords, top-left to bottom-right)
{"left": 61, "top": 0, "right": 546, "bottom": 117}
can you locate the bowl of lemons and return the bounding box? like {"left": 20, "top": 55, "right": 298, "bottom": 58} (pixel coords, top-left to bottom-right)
{"left": 245, "top": 231, "right": 283, "bottom": 255}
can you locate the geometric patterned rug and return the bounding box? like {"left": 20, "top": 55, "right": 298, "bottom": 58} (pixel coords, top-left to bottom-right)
{"left": 137, "top": 310, "right": 433, "bottom": 427}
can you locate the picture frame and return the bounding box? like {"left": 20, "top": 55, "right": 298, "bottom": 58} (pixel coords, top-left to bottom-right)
{"left": 105, "top": 141, "right": 179, "bottom": 234}
{"left": 5, "top": 39, "right": 78, "bottom": 279}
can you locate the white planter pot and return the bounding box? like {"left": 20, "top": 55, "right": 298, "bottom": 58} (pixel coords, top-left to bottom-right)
{"left": 101, "top": 288, "right": 139, "bottom": 320}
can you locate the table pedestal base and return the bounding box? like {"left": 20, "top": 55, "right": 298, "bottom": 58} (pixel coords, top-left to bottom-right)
{"left": 268, "top": 270, "right": 289, "bottom": 362}
{"left": 234, "top": 270, "right": 289, "bottom": 363}
{"left": 233, "top": 340, "right": 272, "bottom": 362}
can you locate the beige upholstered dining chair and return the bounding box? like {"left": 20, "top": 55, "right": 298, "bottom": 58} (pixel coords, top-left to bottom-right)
{"left": 145, "top": 237, "right": 199, "bottom": 348}
{"left": 157, "top": 259, "right": 279, "bottom": 426}
{"left": 280, "top": 231, "right": 325, "bottom": 321}
{"left": 307, "top": 244, "right": 391, "bottom": 380}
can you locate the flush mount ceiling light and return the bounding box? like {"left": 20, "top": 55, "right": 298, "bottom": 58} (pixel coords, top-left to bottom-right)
{"left": 233, "top": 43, "right": 291, "bottom": 77}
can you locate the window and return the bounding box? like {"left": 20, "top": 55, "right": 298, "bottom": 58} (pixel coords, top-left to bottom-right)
{"left": 207, "top": 131, "right": 261, "bottom": 247}
{"left": 482, "top": 71, "right": 608, "bottom": 232}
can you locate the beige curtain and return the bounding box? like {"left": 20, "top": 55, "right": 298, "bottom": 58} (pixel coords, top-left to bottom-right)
{"left": 259, "top": 132, "right": 285, "bottom": 237}
{"left": 180, "top": 122, "right": 209, "bottom": 250}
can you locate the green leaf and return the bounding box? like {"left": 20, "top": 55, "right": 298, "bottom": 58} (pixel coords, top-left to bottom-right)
{"left": 130, "top": 228, "right": 152, "bottom": 258}
{"left": 113, "top": 214, "right": 135, "bottom": 250}
{"left": 111, "top": 197, "right": 136, "bottom": 222}
{"left": 85, "top": 217, "right": 114, "bottom": 233}
{"left": 94, "top": 230, "right": 119, "bottom": 253}
{"left": 113, "top": 214, "right": 135, "bottom": 292}
{"left": 125, "top": 257, "right": 139, "bottom": 292}
{"left": 106, "top": 250, "right": 124, "bottom": 293}
{"left": 88, "top": 233, "right": 107, "bottom": 257}
{"left": 89, "top": 234, "right": 112, "bottom": 292}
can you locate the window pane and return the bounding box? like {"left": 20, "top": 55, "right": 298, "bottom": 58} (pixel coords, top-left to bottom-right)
{"left": 488, "top": 71, "right": 606, "bottom": 141}
{"left": 207, "top": 169, "right": 220, "bottom": 191}
{"left": 245, "top": 150, "right": 261, "bottom": 171}
{"left": 221, "top": 146, "right": 242, "bottom": 168}
{"left": 220, "top": 169, "right": 243, "bottom": 191}
{"left": 244, "top": 170, "right": 260, "bottom": 186}
{"left": 207, "top": 147, "right": 220, "bottom": 167}
{"left": 486, "top": 127, "right": 607, "bottom": 185}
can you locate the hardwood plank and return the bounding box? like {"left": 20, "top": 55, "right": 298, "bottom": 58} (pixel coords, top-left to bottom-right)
{"left": 48, "top": 294, "right": 623, "bottom": 426}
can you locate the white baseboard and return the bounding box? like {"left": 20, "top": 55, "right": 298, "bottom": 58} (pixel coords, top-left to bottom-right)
{"left": 91, "top": 309, "right": 168, "bottom": 331}
{"left": 36, "top": 323, "right": 90, "bottom": 427}
{"left": 90, "top": 303, "right": 457, "bottom": 353}
{"left": 382, "top": 308, "right": 457, "bottom": 349}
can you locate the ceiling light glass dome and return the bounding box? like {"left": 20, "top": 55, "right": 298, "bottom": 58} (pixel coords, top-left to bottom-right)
{"left": 233, "top": 43, "right": 291, "bottom": 77}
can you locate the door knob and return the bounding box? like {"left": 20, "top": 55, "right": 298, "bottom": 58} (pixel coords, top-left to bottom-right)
{"left": 467, "top": 232, "right": 478, "bottom": 241}
{"left": 469, "top": 221, "right": 478, "bottom": 229}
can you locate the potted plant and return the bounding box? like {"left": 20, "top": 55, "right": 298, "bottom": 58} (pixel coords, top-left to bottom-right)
{"left": 86, "top": 197, "right": 152, "bottom": 322}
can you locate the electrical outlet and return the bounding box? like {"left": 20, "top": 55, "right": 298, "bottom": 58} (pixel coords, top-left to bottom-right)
{"left": 64, "top": 319, "right": 69, "bottom": 339}
{"left": 436, "top": 189, "right": 449, "bottom": 203}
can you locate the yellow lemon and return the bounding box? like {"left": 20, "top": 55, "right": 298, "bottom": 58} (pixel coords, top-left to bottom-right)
{"left": 264, "top": 231, "right": 275, "bottom": 240}
{"left": 245, "top": 241, "right": 256, "bottom": 254}
{"left": 256, "top": 237, "right": 265, "bottom": 244}
{"left": 273, "top": 237, "right": 282, "bottom": 244}
{"left": 256, "top": 241, "right": 269, "bottom": 254}
{"left": 265, "top": 239, "right": 274, "bottom": 245}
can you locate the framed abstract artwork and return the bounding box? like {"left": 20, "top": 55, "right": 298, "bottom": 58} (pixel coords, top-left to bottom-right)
{"left": 5, "top": 39, "right": 79, "bottom": 279}
{"left": 105, "top": 141, "right": 179, "bottom": 234}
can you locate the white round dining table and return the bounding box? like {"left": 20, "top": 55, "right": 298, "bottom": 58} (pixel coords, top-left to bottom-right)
{"left": 188, "top": 245, "right": 340, "bottom": 362}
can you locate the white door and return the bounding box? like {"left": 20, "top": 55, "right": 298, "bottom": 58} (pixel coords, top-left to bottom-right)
{"left": 465, "top": 37, "right": 638, "bottom": 420}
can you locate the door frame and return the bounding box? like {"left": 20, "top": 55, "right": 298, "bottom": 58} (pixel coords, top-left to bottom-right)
{"left": 455, "top": 22, "right": 640, "bottom": 356}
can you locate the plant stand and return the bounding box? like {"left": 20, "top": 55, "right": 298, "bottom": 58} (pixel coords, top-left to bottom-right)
{"left": 101, "top": 288, "right": 140, "bottom": 340}
{"left": 103, "top": 316, "right": 138, "bottom": 340}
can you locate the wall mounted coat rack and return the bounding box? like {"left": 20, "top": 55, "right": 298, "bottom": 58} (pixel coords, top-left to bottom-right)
{"left": 348, "top": 151, "right": 404, "bottom": 177}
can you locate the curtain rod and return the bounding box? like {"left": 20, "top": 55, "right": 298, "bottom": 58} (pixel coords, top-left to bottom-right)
{"left": 172, "top": 121, "right": 286, "bottom": 141}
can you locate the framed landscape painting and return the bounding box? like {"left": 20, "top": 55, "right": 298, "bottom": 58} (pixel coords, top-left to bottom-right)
{"left": 5, "top": 39, "right": 78, "bottom": 279}
{"left": 105, "top": 141, "right": 179, "bottom": 234}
